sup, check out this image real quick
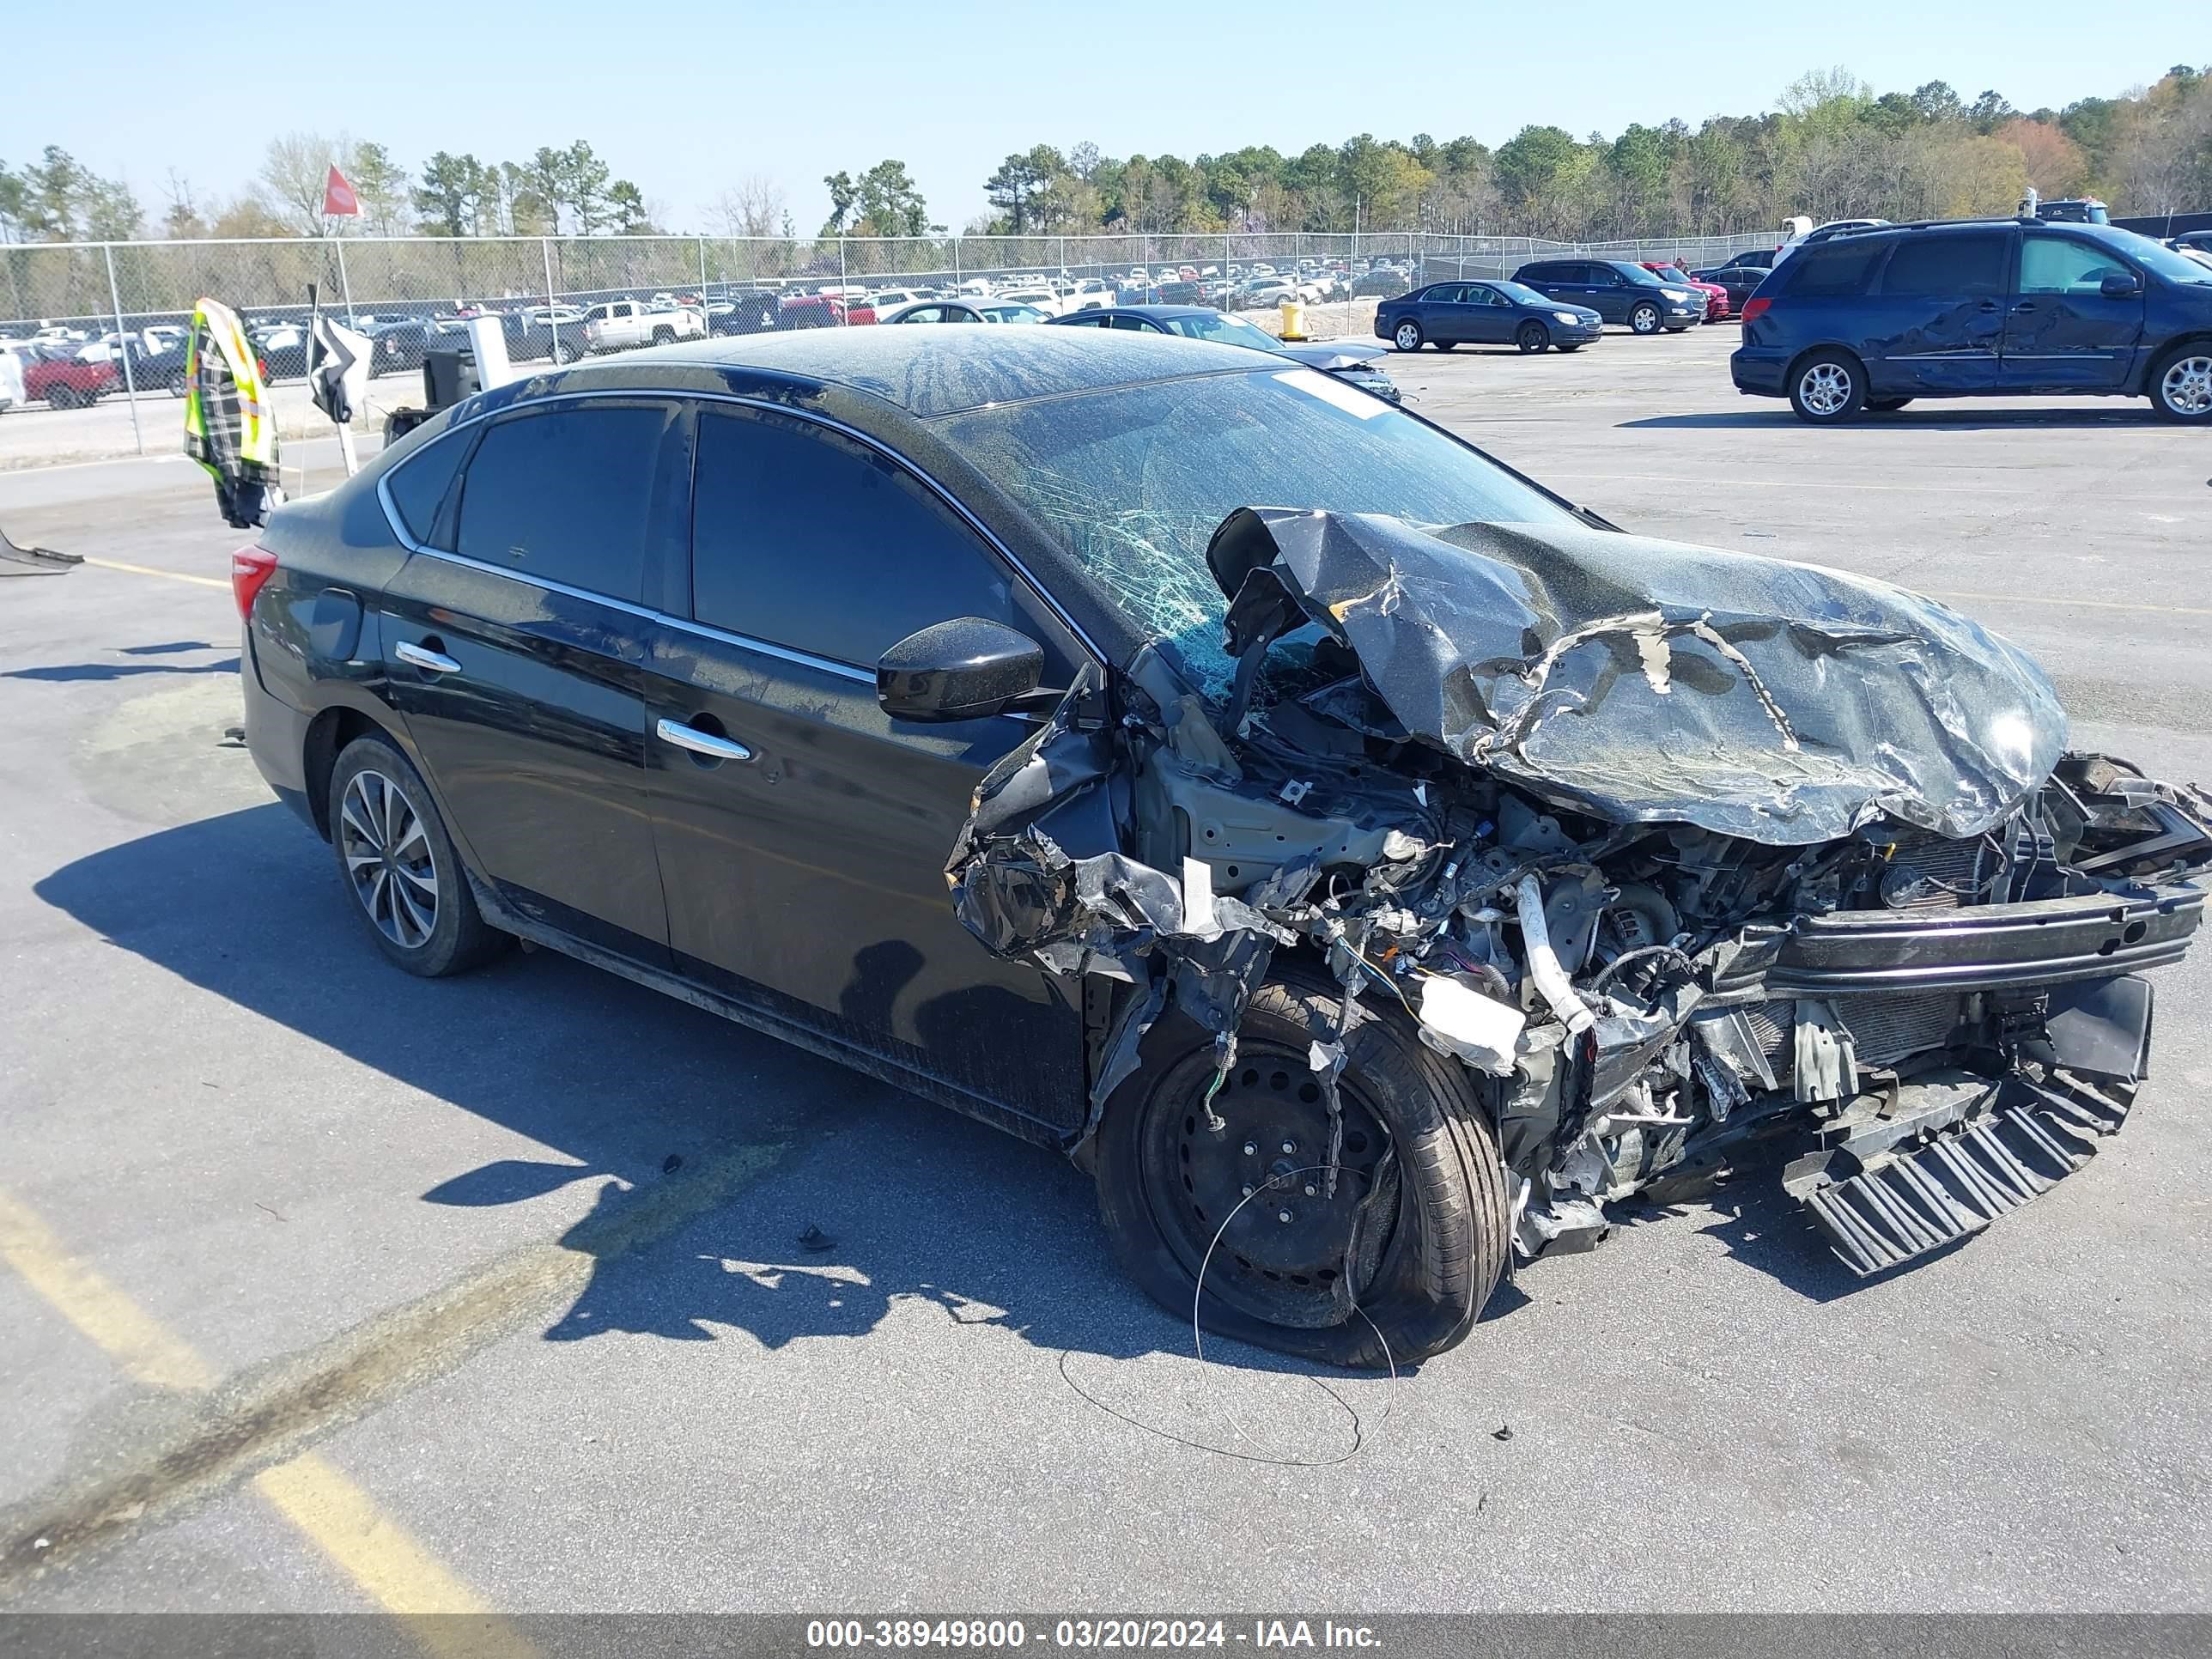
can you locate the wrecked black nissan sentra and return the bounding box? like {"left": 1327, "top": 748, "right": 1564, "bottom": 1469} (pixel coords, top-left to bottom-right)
{"left": 244, "top": 328, "right": 2212, "bottom": 1367}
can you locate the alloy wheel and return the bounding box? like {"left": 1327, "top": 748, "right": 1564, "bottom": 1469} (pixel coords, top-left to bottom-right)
{"left": 2160, "top": 355, "right": 2212, "bottom": 416}
{"left": 1799, "top": 362, "right": 1854, "bottom": 416}
{"left": 337, "top": 769, "right": 440, "bottom": 951}
{"left": 1394, "top": 321, "right": 1421, "bottom": 351}
{"left": 1631, "top": 304, "right": 1659, "bottom": 334}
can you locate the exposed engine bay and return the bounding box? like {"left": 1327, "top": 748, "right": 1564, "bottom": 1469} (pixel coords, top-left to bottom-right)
{"left": 946, "top": 507, "right": 2212, "bottom": 1279}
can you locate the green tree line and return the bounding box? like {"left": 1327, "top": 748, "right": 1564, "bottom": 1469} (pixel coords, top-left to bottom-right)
{"left": 975, "top": 64, "right": 2212, "bottom": 238}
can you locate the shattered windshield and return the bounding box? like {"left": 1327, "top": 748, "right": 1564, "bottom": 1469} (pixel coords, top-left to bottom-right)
{"left": 942, "top": 368, "right": 1576, "bottom": 696}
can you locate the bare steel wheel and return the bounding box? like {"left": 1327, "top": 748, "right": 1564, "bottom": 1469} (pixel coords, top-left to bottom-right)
{"left": 338, "top": 768, "right": 440, "bottom": 951}
{"left": 1093, "top": 967, "right": 1509, "bottom": 1367}
{"left": 327, "top": 734, "right": 505, "bottom": 977}
{"left": 2152, "top": 348, "right": 2212, "bottom": 422}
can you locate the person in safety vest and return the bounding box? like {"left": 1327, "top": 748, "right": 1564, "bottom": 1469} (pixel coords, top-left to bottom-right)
{"left": 184, "top": 297, "right": 283, "bottom": 528}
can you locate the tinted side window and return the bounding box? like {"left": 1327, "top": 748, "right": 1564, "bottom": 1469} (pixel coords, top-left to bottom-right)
{"left": 454, "top": 404, "right": 669, "bottom": 602}
{"left": 1881, "top": 233, "right": 2009, "bottom": 298}
{"left": 691, "top": 410, "right": 1026, "bottom": 670}
{"left": 1425, "top": 285, "right": 1463, "bottom": 303}
{"left": 1785, "top": 240, "right": 1890, "bottom": 297}
{"left": 385, "top": 428, "right": 467, "bottom": 545}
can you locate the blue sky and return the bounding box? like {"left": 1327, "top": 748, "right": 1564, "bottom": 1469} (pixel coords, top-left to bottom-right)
{"left": 3, "top": 1, "right": 2201, "bottom": 232}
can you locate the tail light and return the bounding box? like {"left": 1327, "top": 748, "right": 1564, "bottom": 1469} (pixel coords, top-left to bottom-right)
{"left": 1740, "top": 297, "right": 1772, "bottom": 325}
{"left": 231, "top": 544, "right": 278, "bottom": 621}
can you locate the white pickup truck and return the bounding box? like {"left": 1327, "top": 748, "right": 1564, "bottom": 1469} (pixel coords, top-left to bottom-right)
{"left": 581, "top": 299, "right": 707, "bottom": 354}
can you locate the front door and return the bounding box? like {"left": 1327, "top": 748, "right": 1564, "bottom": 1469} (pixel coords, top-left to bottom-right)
{"left": 638, "top": 402, "right": 1091, "bottom": 1136}
{"left": 2002, "top": 233, "right": 2144, "bottom": 389}
{"left": 1455, "top": 284, "right": 1512, "bottom": 343}
{"left": 380, "top": 398, "right": 686, "bottom": 963}
{"left": 1866, "top": 228, "right": 2011, "bottom": 393}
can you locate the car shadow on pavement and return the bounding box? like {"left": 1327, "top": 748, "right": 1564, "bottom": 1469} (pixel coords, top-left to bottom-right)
{"left": 35, "top": 803, "right": 1421, "bottom": 1382}
{"left": 3, "top": 655, "right": 241, "bottom": 683}
{"left": 1622, "top": 409, "right": 2162, "bottom": 431}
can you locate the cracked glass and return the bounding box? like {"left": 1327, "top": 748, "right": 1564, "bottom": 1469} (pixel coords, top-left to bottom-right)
{"left": 943, "top": 368, "right": 1576, "bottom": 698}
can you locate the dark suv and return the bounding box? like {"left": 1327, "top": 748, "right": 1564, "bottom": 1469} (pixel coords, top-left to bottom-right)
{"left": 1730, "top": 220, "right": 2212, "bottom": 423}
{"left": 1511, "top": 259, "right": 1703, "bottom": 334}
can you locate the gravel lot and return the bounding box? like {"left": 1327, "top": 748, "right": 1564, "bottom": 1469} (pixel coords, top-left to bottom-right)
{"left": 3, "top": 324, "right": 2209, "bottom": 1621}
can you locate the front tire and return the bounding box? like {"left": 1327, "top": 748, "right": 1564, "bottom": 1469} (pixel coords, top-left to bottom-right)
{"left": 1516, "top": 320, "right": 1550, "bottom": 354}
{"left": 328, "top": 735, "right": 505, "bottom": 978}
{"left": 1391, "top": 319, "right": 1424, "bottom": 352}
{"left": 1093, "top": 966, "right": 1510, "bottom": 1367}
{"left": 1789, "top": 350, "right": 1866, "bottom": 424}
{"left": 2150, "top": 345, "right": 2212, "bottom": 422}
{"left": 1629, "top": 301, "right": 1662, "bottom": 335}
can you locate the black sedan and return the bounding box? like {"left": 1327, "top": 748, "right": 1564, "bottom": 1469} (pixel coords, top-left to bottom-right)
{"left": 236, "top": 328, "right": 2208, "bottom": 1366}
{"left": 1375, "top": 281, "right": 1603, "bottom": 354}
{"left": 1048, "top": 304, "right": 1400, "bottom": 401}
{"left": 1689, "top": 264, "right": 1771, "bottom": 311}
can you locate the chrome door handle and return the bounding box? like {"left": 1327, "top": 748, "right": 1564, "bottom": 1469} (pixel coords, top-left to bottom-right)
{"left": 656, "top": 718, "right": 754, "bottom": 762}
{"left": 395, "top": 641, "right": 461, "bottom": 674}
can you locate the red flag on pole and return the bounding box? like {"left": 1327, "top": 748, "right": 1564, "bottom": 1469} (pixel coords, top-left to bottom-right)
{"left": 323, "top": 166, "right": 361, "bottom": 219}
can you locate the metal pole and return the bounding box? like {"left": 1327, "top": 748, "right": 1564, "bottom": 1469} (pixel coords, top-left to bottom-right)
{"left": 334, "top": 238, "right": 356, "bottom": 329}
{"left": 838, "top": 236, "right": 848, "bottom": 325}
{"left": 698, "top": 234, "right": 709, "bottom": 299}
{"left": 542, "top": 237, "right": 560, "bottom": 363}
{"left": 101, "top": 243, "right": 143, "bottom": 457}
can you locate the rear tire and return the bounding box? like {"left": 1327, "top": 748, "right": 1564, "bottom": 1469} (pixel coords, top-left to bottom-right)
{"left": 1092, "top": 964, "right": 1509, "bottom": 1368}
{"left": 328, "top": 735, "right": 506, "bottom": 979}
{"left": 2149, "top": 344, "right": 2212, "bottom": 422}
{"left": 1867, "top": 397, "right": 1914, "bottom": 412}
{"left": 1391, "top": 319, "right": 1424, "bottom": 352}
{"left": 1516, "top": 320, "right": 1551, "bottom": 354}
{"left": 1789, "top": 350, "right": 1866, "bottom": 424}
{"left": 45, "top": 384, "right": 82, "bottom": 410}
{"left": 650, "top": 325, "right": 676, "bottom": 346}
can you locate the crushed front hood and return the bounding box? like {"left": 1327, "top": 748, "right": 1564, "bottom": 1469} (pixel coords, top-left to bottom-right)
{"left": 1209, "top": 508, "right": 2067, "bottom": 845}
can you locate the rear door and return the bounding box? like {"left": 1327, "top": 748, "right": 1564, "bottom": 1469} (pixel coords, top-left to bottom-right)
{"left": 2002, "top": 231, "right": 2143, "bottom": 388}
{"left": 635, "top": 402, "right": 1091, "bottom": 1136}
{"left": 1864, "top": 229, "right": 2012, "bottom": 393}
{"left": 379, "top": 398, "right": 684, "bottom": 963}
{"left": 1418, "top": 284, "right": 1468, "bottom": 342}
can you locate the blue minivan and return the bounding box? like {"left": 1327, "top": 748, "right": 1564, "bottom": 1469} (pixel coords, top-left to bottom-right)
{"left": 1729, "top": 219, "right": 2212, "bottom": 423}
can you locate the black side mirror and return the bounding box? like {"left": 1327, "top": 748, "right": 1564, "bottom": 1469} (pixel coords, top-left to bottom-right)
{"left": 877, "top": 618, "right": 1044, "bottom": 722}
{"left": 2100, "top": 272, "right": 2143, "bottom": 299}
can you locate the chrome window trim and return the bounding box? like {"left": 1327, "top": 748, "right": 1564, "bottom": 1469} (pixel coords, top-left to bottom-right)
{"left": 373, "top": 383, "right": 1107, "bottom": 671}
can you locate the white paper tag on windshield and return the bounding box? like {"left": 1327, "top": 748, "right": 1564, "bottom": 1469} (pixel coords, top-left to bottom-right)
{"left": 1273, "top": 367, "right": 1389, "bottom": 419}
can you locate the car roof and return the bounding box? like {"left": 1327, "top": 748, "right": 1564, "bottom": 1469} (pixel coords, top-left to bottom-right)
{"left": 1066, "top": 305, "right": 1215, "bottom": 320}
{"left": 573, "top": 325, "right": 1265, "bottom": 418}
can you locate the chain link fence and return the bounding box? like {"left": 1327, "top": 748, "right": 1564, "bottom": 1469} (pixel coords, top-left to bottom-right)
{"left": 0, "top": 228, "right": 1764, "bottom": 464}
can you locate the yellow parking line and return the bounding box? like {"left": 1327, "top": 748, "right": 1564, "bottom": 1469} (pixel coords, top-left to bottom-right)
{"left": 80, "top": 556, "right": 229, "bottom": 590}
{"left": 0, "top": 1189, "right": 214, "bottom": 1392}
{"left": 1920, "top": 588, "right": 2212, "bottom": 620}
{"left": 0, "top": 1187, "right": 535, "bottom": 1654}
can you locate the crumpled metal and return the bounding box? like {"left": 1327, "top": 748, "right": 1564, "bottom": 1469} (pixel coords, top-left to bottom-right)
{"left": 1206, "top": 507, "right": 2068, "bottom": 846}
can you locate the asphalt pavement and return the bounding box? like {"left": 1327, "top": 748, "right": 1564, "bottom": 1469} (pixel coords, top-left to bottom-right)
{"left": 2, "top": 326, "right": 2209, "bottom": 1620}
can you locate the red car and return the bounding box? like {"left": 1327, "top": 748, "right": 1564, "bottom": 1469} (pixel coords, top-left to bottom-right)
{"left": 24, "top": 349, "right": 119, "bottom": 409}
{"left": 1642, "top": 262, "right": 1730, "bottom": 322}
